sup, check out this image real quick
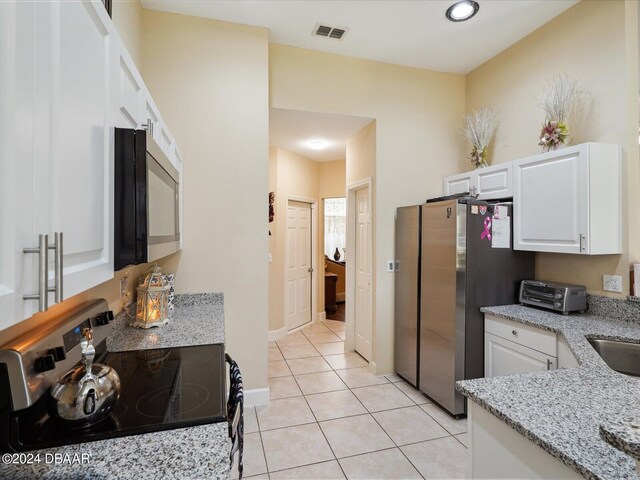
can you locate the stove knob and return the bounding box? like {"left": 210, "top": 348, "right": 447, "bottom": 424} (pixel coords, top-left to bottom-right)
{"left": 34, "top": 354, "right": 56, "bottom": 373}
{"left": 106, "top": 310, "right": 114, "bottom": 321}
{"left": 48, "top": 346, "right": 66, "bottom": 362}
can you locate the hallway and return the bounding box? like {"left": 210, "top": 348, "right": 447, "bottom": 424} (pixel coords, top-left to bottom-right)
{"left": 235, "top": 319, "right": 469, "bottom": 479}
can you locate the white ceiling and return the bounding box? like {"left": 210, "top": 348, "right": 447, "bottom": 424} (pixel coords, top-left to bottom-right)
{"left": 270, "top": 109, "right": 373, "bottom": 162}
{"left": 141, "top": 0, "right": 578, "bottom": 74}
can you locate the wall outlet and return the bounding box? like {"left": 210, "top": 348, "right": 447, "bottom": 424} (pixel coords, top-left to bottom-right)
{"left": 603, "top": 274, "right": 622, "bottom": 293}
{"left": 387, "top": 260, "right": 395, "bottom": 272}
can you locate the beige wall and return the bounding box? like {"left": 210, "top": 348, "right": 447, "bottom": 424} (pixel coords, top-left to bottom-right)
{"left": 269, "top": 148, "right": 319, "bottom": 332}
{"left": 141, "top": 10, "right": 270, "bottom": 390}
{"left": 268, "top": 147, "right": 279, "bottom": 331}
{"left": 466, "top": 0, "right": 639, "bottom": 297}
{"left": 268, "top": 149, "right": 346, "bottom": 332}
{"left": 271, "top": 47, "right": 466, "bottom": 374}
{"left": 345, "top": 121, "right": 377, "bottom": 357}
{"left": 111, "top": 0, "right": 143, "bottom": 70}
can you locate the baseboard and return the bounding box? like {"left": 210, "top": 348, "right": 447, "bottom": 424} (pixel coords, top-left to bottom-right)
{"left": 317, "top": 311, "right": 326, "bottom": 322}
{"left": 244, "top": 387, "right": 270, "bottom": 407}
{"left": 268, "top": 326, "right": 287, "bottom": 342}
{"left": 336, "top": 293, "right": 346, "bottom": 302}
{"left": 368, "top": 360, "right": 377, "bottom": 375}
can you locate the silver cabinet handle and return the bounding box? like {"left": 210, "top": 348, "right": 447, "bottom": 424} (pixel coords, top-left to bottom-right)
{"left": 546, "top": 359, "right": 553, "bottom": 370}
{"left": 48, "top": 232, "right": 63, "bottom": 303}
{"left": 142, "top": 117, "right": 153, "bottom": 136}
{"left": 579, "top": 234, "right": 586, "bottom": 253}
{"left": 308, "top": 267, "right": 314, "bottom": 273}
{"left": 511, "top": 329, "right": 518, "bottom": 336}
{"left": 23, "top": 234, "right": 49, "bottom": 312}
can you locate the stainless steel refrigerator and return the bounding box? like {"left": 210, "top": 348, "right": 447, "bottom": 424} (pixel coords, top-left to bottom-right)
{"left": 394, "top": 199, "right": 535, "bottom": 416}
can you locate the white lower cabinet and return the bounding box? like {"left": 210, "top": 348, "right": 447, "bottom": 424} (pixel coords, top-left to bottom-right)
{"left": 484, "top": 315, "right": 557, "bottom": 378}
{"left": 485, "top": 333, "right": 556, "bottom": 377}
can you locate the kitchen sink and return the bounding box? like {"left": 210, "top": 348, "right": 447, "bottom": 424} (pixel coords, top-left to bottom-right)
{"left": 588, "top": 338, "right": 640, "bottom": 377}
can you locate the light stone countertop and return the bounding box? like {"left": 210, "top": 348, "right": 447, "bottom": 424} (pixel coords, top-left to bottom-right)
{"left": 0, "top": 292, "right": 230, "bottom": 480}
{"left": 457, "top": 304, "right": 640, "bottom": 480}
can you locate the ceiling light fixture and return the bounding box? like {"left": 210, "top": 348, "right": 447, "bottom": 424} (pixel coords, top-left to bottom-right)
{"left": 445, "top": 0, "right": 480, "bottom": 22}
{"left": 309, "top": 140, "right": 327, "bottom": 150}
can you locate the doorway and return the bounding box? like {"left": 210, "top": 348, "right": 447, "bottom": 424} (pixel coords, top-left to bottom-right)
{"left": 324, "top": 197, "right": 346, "bottom": 322}
{"left": 285, "top": 199, "right": 315, "bottom": 331}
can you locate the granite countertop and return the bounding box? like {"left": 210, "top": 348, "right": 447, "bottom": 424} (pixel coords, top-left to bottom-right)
{"left": 456, "top": 304, "right": 640, "bottom": 480}
{"left": 107, "top": 292, "right": 225, "bottom": 351}
{"left": 0, "top": 292, "right": 230, "bottom": 480}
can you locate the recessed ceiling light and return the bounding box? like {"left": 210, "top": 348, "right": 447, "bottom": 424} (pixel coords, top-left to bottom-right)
{"left": 446, "top": 0, "right": 479, "bottom": 22}
{"left": 309, "top": 140, "right": 326, "bottom": 150}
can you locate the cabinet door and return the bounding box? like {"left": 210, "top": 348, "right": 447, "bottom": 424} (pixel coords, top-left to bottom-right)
{"left": 476, "top": 163, "right": 512, "bottom": 200}
{"left": 0, "top": 2, "right": 40, "bottom": 330}
{"left": 485, "top": 332, "right": 556, "bottom": 378}
{"left": 513, "top": 147, "right": 588, "bottom": 254}
{"left": 443, "top": 173, "right": 474, "bottom": 196}
{"left": 112, "top": 40, "right": 143, "bottom": 129}
{"left": 34, "top": 0, "right": 114, "bottom": 300}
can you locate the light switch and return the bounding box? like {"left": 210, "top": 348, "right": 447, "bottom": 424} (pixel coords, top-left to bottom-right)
{"left": 387, "top": 260, "right": 395, "bottom": 272}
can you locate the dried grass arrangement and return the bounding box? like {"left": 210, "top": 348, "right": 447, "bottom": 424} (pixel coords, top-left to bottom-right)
{"left": 538, "top": 74, "right": 581, "bottom": 151}
{"left": 461, "top": 107, "right": 497, "bottom": 169}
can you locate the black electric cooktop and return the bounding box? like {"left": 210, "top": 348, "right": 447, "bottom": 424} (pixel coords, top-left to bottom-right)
{"left": 6, "top": 343, "right": 226, "bottom": 451}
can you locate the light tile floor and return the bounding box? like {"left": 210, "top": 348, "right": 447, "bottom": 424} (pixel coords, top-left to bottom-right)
{"left": 237, "top": 319, "right": 469, "bottom": 479}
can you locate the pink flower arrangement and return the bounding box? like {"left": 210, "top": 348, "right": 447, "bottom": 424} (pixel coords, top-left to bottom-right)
{"left": 538, "top": 120, "right": 568, "bottom": 151}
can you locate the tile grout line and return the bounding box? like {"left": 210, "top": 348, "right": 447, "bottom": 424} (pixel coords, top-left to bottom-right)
{"left": 266, "top": 329, "right": 466, "bottom": 478}
{"left": 345, "top": 375, "right": 428, "bottom": 479}
{"left": 286, "top": 362, "right": 346, "bottom": 478}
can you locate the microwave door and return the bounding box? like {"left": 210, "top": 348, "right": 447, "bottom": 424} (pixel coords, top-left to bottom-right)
{"left": 114, "top": 127, "right": 148, "bottom": 270}
{"left": 146, "top": 154, "right": 180, "bottom": 261}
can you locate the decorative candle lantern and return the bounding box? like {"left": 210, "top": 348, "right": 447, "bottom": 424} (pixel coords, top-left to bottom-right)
{"left": 132, "top": 264, "right": 170, "bottom": 329}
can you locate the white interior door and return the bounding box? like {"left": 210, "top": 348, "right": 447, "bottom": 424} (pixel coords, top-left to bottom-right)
{"left": 286, "top": 201, "right": 312, "bottom": 331}
{"left": 355, "top": 188, "right": 372, "bottom": 360}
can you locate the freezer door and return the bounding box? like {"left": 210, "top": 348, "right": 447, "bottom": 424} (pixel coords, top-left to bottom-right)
{"left": 394, "top": 206, "right": 421, "bottom": 387}
{"left": 419, "top": 200, "right": 467, "bottom": 415}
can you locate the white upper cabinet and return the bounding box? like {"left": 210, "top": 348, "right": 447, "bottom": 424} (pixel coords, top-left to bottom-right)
{"left": 112, "top": 39, "right": 143, "bottom": 129}
{"left": 0, "top": 1, "right": 40, "bottom": 331}
{"left": 0, "top": 0, "right": 182, "bottom": 331}
{"left": 513, "top": 143, "right": 621, "bottom": 255}
{"left": 475, "top": 163, "right": 512, "bottom": 199}
{"left": 443, "top": 162, "right": 512, "bottom": 200}
{"left": 34, "top": 1, "right": 114, "bottom": 301}
{"left": 443, "top": 172, "right": 473, "bottom": 196}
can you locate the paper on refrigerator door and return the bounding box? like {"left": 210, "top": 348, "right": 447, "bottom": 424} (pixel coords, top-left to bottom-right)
{"left": 491, "top": 218, "right": 510, "bottom": 248}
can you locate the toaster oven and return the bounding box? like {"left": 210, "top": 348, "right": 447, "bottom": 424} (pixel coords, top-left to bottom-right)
{"left": 519, "top": 280, "right": 587, "bottom": 315}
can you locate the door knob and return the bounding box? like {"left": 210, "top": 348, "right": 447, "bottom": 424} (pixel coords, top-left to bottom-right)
{"left": 308, "top": 268, "right": 313, "bottom": 273}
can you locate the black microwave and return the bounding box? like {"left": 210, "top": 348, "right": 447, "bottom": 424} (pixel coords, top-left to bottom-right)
{"left": 114, "top": 128, "right": 180, "bottom": 271}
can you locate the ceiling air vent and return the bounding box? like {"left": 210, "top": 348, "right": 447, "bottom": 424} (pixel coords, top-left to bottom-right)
{"left": 313, "top": 23, "right": 348, "bottom": 40}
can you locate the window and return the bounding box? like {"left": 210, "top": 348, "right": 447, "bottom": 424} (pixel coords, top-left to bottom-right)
{"left": 324, "top": 198, "right": 346, "bottom": 260}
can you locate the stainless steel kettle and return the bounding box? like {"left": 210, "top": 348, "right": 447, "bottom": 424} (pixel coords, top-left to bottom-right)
{"left": 50, "top": 328, "right": 121, "bottom": 427}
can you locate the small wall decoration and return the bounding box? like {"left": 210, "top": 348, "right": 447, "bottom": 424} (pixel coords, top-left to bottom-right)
{"left": 460, "top": 107, "right": 497, "bottom": 170}
{"left": 537, "top": 73, "right": 581, "bottom": 152}
{"left": 269, "top": 192, "right": 275, "bottom": 236}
